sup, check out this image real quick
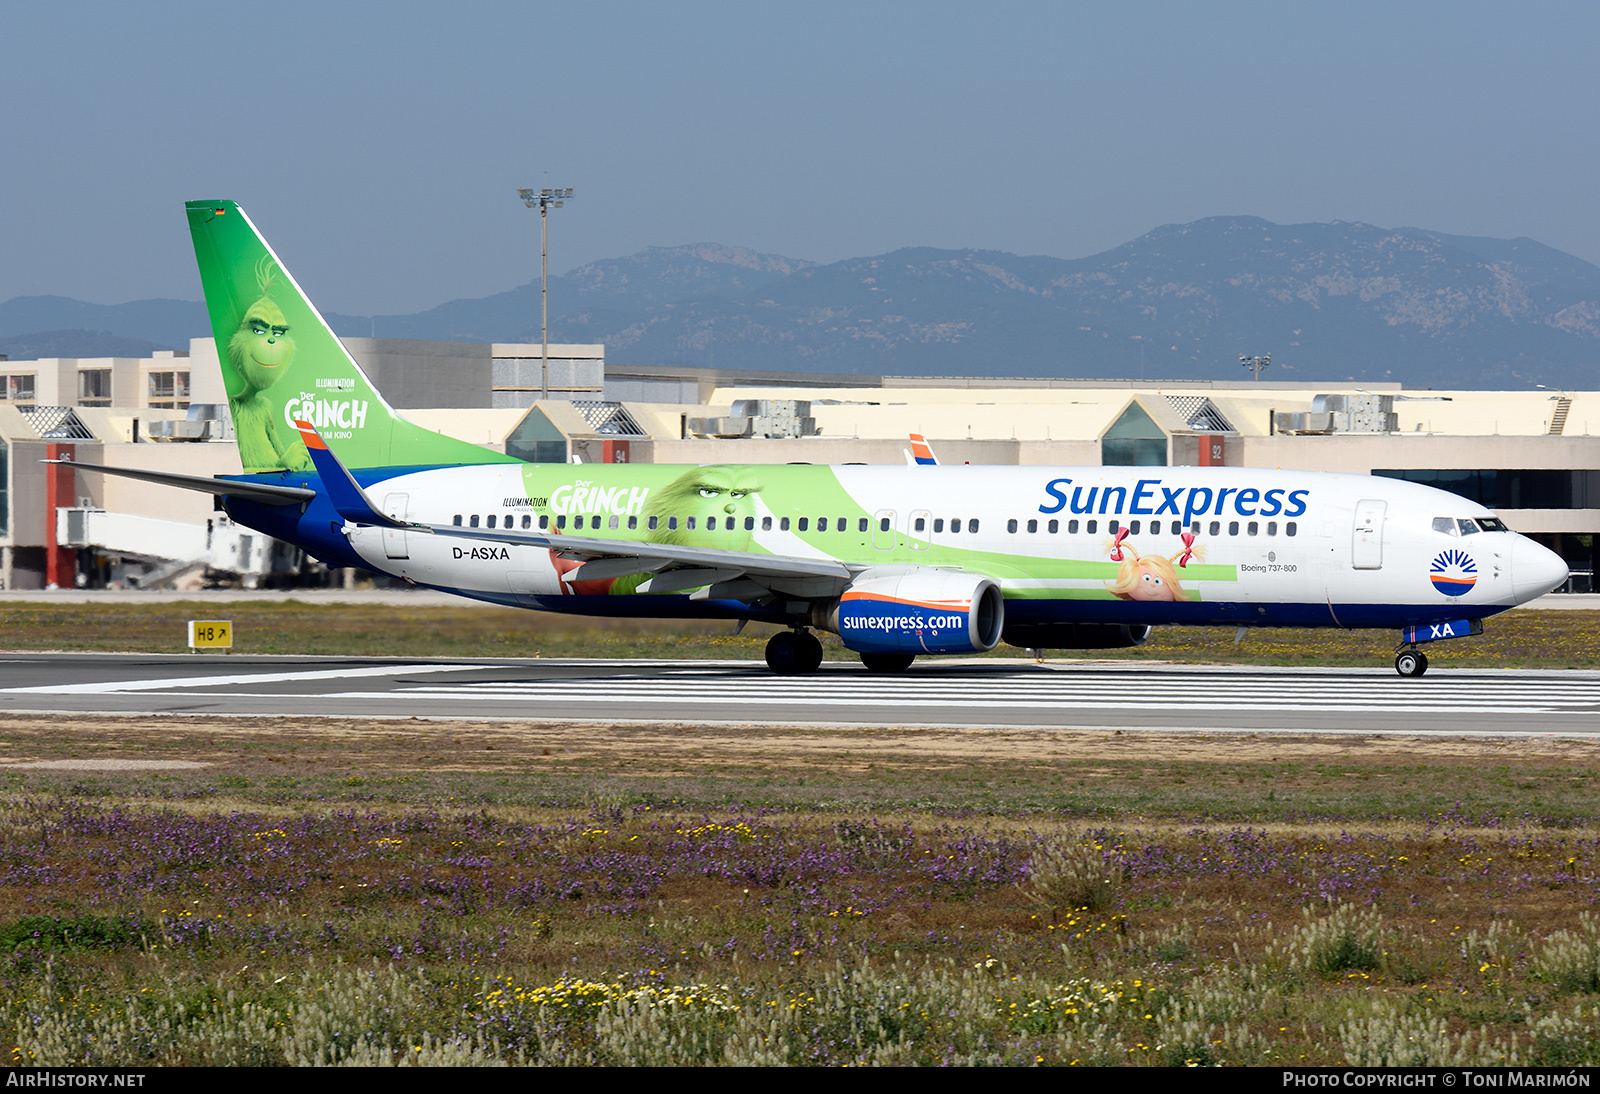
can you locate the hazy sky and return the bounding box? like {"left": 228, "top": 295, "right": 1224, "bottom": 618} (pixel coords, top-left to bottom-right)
{"left": 5, "top": 1, "right": 1599, "bottom": 315}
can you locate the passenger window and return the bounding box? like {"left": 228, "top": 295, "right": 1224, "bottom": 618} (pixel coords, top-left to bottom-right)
{"left": 608, "top": 515, "right": 619, "bottom": 530}
{"left": 648, "top": 516, "right": 659, "bottom": 530}
{"left": 745, "top": 516, "right": 755, "bottom": 531}
{"left": 1086, "top": 520, "right": 1097, "bottom": 534}
{"left": 1267, "top": 521, "right": 1277, "bottom": 536}
{"left": 1286, "top": 522, "right": 1297, "bottom": 537}
{"left": 879, "top": 517, "right": 890, "bottom": 532}
{"left": 487, "top": 514, "right": 497, "bottom": 529}
{"left": 470, "top": 514, "right": 480, "bottom": 528}
{"left": 1433, "top": 517, "right": 1457, "bottom": 535}
{"left": 522, "top": 515, "right": 532, "bottom": 529}
{"left": 539, "top": 515, "right": 550, "bottom": 530}
{"left": 1228, "top": 521, "right": 1239, "bottom": 536}
{"left": 969, "top": 520, "right": 979, "bottom": 533}
{"left": 1129, "top": 520, "right": 1140, "bottom": 535}
{"left": 686, "top": 516, "right": 696, "bottom": 530}
{"left": 859, "top": 518, "right": 869, "bottom": 532}
{"left": 1048, "top": 519, "right": 1059, "bottom": 533}
{"left": 1209, "top": 521, "right": 1220, "bottom": 536}
{"left": 934, "top": 518, "right": 945, "bottom": 533}
{"left": 1247, "top": 521, "right": 1259, "bottom": 536}
{"left": 817, "top": 517, "right": 828, "bottom": 532}
{"left": 1027, "top": 519, "right": 1038, "bottom": 533}
{"left": 556, "top": 515, "right": 567, "bottom": 529}
{"left": 1176, "top": 522, "right": 1186, "bottom": 535}
{"left": 798, "top": 517, "right": 809, "bottom": 531}
{"left": 1066, "top": 520, "right": 1077, "bottom": 534}
{"left": 914, "top": 517, "right": 925, "bottom": 531}
{"left": 780, "top": 517, "right": 790, "bottom": 531}
{"left": 1109, "top": 520, "right": 1120, "bottom": 534}
{"left": 761, "top": 516, "right": 771, "bottom": 531}
{"left": 667, "top": 516, "right": 678, "bottom": 530}
{"left": 838, "top": 516, "right": 846, "bottom": 530}
{"left": 1007, "top": 519, "right": 1018, "bottom": 533}
{"left": 506, "top": 513, "right": 514, "bottom": 528}
{"left": 628, "top": 516, "right": 638, "bottom": 530}
{"left": 950, "top": 518, "right": 961, "bottom": 534}
{"left": 452, "top": 515, "right": 462, "bottom": 526}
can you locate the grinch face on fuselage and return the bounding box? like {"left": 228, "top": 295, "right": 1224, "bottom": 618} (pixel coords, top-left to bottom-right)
{"left": 644, "top": 465, "right": 763, "bottom": 551}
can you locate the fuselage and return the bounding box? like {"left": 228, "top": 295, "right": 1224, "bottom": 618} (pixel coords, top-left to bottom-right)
{"left": 226, "top": 461, "right": 1570, "bottom": 633}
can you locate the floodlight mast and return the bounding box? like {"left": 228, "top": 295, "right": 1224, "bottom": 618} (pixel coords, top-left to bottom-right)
{"left": 517, "top": 187, "right": 576, "bottom": 401}
{"left": 1240, "top": 353, "right": 1271, "bottom": 382}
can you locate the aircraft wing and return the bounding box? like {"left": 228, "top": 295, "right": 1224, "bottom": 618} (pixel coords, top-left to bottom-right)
{"left": 290, "top": 420, "right": 855, "bottom": 596}
{"left": 44, "top": 459, "right": 317, "bottom": 506}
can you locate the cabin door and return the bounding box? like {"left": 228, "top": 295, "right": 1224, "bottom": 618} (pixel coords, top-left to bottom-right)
{"left": 383, "top": 493, "right": 410, "bottom": 559}
{"left": 1351, "top": 499, "right": 1386, "bottom": 570}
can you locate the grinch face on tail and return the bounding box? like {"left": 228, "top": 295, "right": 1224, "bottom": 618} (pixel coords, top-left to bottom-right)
{"left": 227, "top": 257, "right": 310, "bottom": 472}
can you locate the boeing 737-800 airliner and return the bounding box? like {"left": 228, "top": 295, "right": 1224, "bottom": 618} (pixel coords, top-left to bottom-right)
{"left": 57, "top": 202, "right": 1570, "bottom": 677}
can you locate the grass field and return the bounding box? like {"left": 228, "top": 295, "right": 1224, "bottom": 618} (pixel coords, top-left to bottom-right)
{"left": 0, "top": 600, "right": 1597, "bottom": 668}
{"left": 4, "top": 706, "right": 1600, "bottom": 1066}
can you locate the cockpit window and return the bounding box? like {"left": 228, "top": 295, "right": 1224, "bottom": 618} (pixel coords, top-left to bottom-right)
{"left": 1432, "top": 517, "right": 1457, "bottom": 536}
{"left": 1457, "top": 518, "right": 1480, "bottom": 536}
{"left": 1475, "top": 517, "right": 1509, "bottom": 533}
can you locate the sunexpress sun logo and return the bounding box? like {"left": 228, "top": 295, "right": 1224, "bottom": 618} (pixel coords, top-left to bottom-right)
{"left": 1429, "top": 548, "right": 1478, "bottom": 596}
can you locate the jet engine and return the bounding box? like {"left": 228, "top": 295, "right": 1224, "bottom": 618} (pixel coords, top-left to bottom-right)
{"left": 814, "top": 568, "right": 1005, "bottom": 655}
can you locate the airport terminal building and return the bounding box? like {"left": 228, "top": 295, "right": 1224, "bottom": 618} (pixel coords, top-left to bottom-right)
{"left": 0, "top": 337, "right": 1593, "bottom": 592}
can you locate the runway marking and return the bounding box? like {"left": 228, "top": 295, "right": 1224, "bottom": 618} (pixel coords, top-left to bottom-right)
{"left": 353, "top": 674, "right": 1600, "bottom": 715}
{"left": 0, "top": 663, "right": 471, "bottom": 695}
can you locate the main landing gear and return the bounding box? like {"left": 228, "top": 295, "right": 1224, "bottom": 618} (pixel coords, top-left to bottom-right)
{"left": 1394, "top": 648, "right": 1429, "bottom": 678}
{"left": 765, "top": 629, "right": 823, "bottom": 675}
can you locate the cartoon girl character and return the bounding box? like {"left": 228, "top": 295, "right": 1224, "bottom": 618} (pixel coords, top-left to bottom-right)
{"left": 1105, "top": 528, "right": 1199, "bottom": 602}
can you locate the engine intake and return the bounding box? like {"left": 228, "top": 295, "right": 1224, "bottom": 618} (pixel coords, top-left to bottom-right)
{"left": 817, "top": 568, "right": 1005, "bottom": 655}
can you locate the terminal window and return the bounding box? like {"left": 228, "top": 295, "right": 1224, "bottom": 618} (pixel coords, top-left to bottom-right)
{"left": 78, "top": 369, "right": 112, "bottom": 406}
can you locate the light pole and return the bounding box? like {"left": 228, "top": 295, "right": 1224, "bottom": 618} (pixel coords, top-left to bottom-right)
{"left": 517, "top": 187, "right": 575, "bottom": 401}
{"left": 1239, "top": 353, "right": 1271, "bottom": 382}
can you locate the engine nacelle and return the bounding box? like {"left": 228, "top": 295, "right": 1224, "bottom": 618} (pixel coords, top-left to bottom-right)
{"left": 816, "top": 568, "right": 1005, "bottom": 655}
{"left": 1002, "top": 623, "right": 1152, "bottom": 650}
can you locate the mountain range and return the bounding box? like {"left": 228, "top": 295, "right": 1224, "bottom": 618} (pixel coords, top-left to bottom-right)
{"left": 4, "top": 217, "right": 1598, "bottom": 388}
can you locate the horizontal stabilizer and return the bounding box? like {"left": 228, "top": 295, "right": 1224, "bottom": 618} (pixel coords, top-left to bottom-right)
{"left": 45, "top": 459, "right": 315, "bottom": 506}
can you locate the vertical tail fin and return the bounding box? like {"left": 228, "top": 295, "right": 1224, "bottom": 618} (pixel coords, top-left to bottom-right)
{"left": 185, "top": 200, "right": 517, "bottom": 473}
{"left": 906, "top": 433, "right": 939, "bottom": 465}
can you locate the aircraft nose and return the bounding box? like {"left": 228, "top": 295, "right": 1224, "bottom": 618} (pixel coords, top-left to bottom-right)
{"left": 1511, "top": 536, "right": 1569, "bottom": 603}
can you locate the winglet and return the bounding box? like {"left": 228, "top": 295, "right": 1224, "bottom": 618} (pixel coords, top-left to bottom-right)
{"left": 293, "top": 419, "right": 407, "bottom": 528}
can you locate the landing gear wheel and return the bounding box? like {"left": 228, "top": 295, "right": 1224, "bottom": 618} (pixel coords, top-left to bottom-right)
{"left": 766, "top": 630, "right": 824, "bottom": 675}
{"left": 861, "top": 652, "right": 915, "bottom": 674}
{"left": 1395, "top": 649, "right": 1429, "bottom": 678}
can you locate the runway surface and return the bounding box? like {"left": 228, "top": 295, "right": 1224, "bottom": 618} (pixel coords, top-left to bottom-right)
{"left": 0, "top": 653, "right": 1597, "bottom": 735}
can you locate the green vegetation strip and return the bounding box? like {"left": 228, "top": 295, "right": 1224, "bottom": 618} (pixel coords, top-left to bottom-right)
{"left": 0, "top": 600, "right": 1596, "bottom": 666}
{"left": 4, "top": 711, "right": 1600, "bottom": 1066}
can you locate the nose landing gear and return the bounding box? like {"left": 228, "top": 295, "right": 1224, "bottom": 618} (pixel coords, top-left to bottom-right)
{"left": 1394, "top": 647, "right": 1429, "bottom": 678}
